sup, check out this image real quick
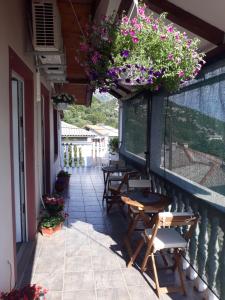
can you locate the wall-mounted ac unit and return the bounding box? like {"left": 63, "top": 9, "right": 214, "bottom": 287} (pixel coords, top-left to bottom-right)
{"left": 32, "top": 0, "right": 62, "bottom": 51}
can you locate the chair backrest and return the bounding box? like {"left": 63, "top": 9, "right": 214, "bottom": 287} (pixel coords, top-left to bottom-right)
{"left": 128, "top": 179, "right": 150, "bottom": 190}
{"left": 147, "top": 212, "right": 199, "bottom": 247}
{"left": 110, "top": 160, "right": 126, "bottom": 167}
{"left": 111, "top": 171, "right": 138, "bottom": 194}
{"left": 158, "top": 212, "right": 198, "bottom": 228}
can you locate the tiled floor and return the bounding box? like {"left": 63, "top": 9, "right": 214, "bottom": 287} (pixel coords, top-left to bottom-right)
{"left": 22, "top": 167, "right": 201, "bottom": 299}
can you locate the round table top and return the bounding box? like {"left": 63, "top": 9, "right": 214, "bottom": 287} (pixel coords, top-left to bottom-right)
{"left": 102, "top": 165, "right": 132, "bottom": 173}
{"left": 122, "top": 191, "right": 163, "bottom": 205}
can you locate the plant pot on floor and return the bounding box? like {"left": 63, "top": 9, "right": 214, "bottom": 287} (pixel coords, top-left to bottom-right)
{"left": 40, "top": 222, "right": 63, "bottom": 236}
{"left": 55, "top": 178, "right": 65, "bottom": 193}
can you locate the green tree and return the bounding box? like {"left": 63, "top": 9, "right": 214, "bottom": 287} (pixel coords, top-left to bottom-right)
{"left": 64, "top": 96, "right": 118, "bottom": 128}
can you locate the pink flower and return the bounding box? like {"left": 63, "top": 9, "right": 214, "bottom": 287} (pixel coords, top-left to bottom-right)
{"left": 167, "top": 25, "right": 174, "bottom": 33}
{"left": 91, "top": 51, "right": 101, "bottom": 64}
{"left": 160, "top": 34, "right": 167, "bottom": 40}
{"left": 137, "top": 7, "right": 145, "bottom": 16}
{"left": 80, "top": 42, "right": 89, "bottom": 52}
{"left": 175, "top": 32, "right": 180, "bottom": 41}
{"left": 186, "top": 39, "right": 192, "bottom": 48}
{"left": 134, "top": 23, "right": 143, "bottom": 31}
{"left": 167, "top": 53, "right": 173, "bottom": 60}
{"left": 145, "top": 16, "right": 151, "bottom": 24}
{"left": 178, "top": 70, "right": 185, "bottom": 78}
{"left": 131, "top": 17, "right": 138, "bottom": 25}
{"left": 132, "top": 37, "right": 139, "bottom": 43}
{"left": 121, "top": 29, "right": 129, "bottom": 36}
{"left": 122, "top": 16, "right": 129, "bottom": 24}
{"left": 129, "top": 30, "right": 136, "bottom": 37}
{"left": 152, "top": 24, "right": 158, "bottom": 31}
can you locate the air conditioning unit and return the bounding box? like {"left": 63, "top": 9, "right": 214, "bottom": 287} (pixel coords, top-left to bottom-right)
{"left": 32, "top": 0, "right": 62, "bottom": 51}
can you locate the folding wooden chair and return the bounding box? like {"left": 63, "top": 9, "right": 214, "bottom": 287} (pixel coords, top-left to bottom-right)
{"left": 122, "top": 193, "right": 171, "bottom": 259}
{"left": 106, "top": 171, "right": 139, "bottom": 214}
{"left": 128, "top": 212, "right": 199, "bottom": 297}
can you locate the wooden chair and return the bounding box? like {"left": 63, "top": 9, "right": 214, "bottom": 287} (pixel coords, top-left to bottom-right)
{"left": 106, "top": 171, "right": 138, "bottom": 214}
{"left": 122, "top": 193, "right": 171, "bottom": 258}
{"left": 128, "top": 212, "right": 199, "bottom": 297}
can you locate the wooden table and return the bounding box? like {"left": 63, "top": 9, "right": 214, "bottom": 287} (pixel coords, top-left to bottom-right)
{"left": 121, "top": 191, "right": 170, "bottom": 257}
{"left": 101, "top": 165, "right": 132, "bottom": 203}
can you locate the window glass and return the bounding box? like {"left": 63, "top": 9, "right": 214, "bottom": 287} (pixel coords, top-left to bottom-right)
{"left": 124, "top": 96, "right": 148, "bottom": 158}
{"left": 161, "top": 78, "right": 225, "bottom": 196}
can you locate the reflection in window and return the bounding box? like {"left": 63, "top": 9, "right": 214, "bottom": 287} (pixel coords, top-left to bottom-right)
{"left": 162, "top": 79, "right": 225, "bottom": 196}
{"left": 124, "top": 96, "right": 148, "bottom": 158}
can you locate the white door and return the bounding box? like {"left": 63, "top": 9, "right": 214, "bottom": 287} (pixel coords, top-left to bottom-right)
{"left": 12, "top": 78, "right": 26, "bottom": 246}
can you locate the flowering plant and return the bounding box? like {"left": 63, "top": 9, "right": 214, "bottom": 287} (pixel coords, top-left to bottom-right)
{"left": 40, "top": 212, "right": 68, "bottom": 229}
{"left": 0, "top": 284, "right": 47, "bottom": 300}
{"left": 52, "top": 93, "right": 74, "bottom": 105}
{"left": 43, "top": 194, "right": 64, "bottom": 213}
{"left": 78, "top": 3, "right": 205, "bottom": 93}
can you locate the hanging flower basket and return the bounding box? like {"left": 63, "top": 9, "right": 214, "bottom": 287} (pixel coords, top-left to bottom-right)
{"left": 77, "top": 3, "right": 205, "bottom": 93}
{"left": 55, "top": 102, "right": 69, "bottom": 110}
{"left": 52, "top": 93, "right": 75, "bottom": 110}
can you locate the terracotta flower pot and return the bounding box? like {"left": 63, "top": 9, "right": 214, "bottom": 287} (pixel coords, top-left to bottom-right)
{"left": 41, "top": 223, "right": 63, "bottom": 236}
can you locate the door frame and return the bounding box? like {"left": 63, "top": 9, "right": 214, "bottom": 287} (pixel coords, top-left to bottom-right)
{"left": 9, "top": 47, "right": 36, "bottom": 243}
{"left": 11, "top": 73, "right": 28, "bottom": 244}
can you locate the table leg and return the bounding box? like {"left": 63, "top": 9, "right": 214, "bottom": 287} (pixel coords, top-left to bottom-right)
{"left": 123, "top": 213, "right": 141, "bottom": 258}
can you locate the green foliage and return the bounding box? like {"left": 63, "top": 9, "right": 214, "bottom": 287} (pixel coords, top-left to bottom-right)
{"left": 109, "top": 137, "right": 119, "bottom": 153}
{"left": 167, "top": 102, "right": 225, "bottom": 160}
{"left": 63, "top": 96, "right": 118, "bottom": 128}
{"left": 77, "top": 4, "right": 205, "bottom": 92}
{"left": 40, "top": 215, "right": 64, "bottom": 228}
{"left": 52, "top": 93, "right": 74, "bottom": 104}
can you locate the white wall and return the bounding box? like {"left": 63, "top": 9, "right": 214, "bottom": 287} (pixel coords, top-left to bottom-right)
{"left": 0, "top": 0, "right": 56, "bottom": 291}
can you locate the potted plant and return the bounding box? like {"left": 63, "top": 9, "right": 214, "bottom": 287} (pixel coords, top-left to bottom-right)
{"left": 42, "top": 194, "right": 64, "bottom": 215}
{"left": 57, "top": 170, "right": 71, "bottom": 186}
{"left": 0, "top": 284, "right": 47, "bottom": 300}
{"left": 77, "top": 3, "right": 205, "bottom": 93}
{"left": 39, "top": 213, "right": 67, "bottom": 236}
{"left": 52, "top": 93, "right": 75, "bottom": 110}
{"left": 109, "top": 137, "right": 119, "bottom": 160}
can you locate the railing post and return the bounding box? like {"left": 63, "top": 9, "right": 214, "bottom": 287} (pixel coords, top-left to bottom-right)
{"left": 196, "top": 207, "right": 208, "bottom": 292}
{"left": 206, "top": 217, "right": 219, "bottom": 296}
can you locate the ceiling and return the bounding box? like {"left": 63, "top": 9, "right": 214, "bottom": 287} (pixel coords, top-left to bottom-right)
{"left": 56, "top": 0, "right": 100, "bottom": 105}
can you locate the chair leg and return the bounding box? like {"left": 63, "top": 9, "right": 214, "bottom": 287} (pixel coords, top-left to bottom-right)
{"left": 175, "top": 252, "right": 186, "bottom": 296}
{"left": 141, "top": 243, "right": 152, "bottom": 272}
{"left": 151, "top": 253, "right": 161, "bottom": 298}
{"left": 127, "top": 238, "right": 145, "bottom": 267}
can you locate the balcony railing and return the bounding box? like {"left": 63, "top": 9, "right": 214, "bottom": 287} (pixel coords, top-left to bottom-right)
{"left": 150, "top": 170, "right": 224, "bottom": 300}
{"left": 61, "top": 142, "right": 109, "bottom": 168}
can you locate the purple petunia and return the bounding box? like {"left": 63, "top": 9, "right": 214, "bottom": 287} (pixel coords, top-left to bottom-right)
{"left": 120, "top": 50, "right": 130, "bottom": 58}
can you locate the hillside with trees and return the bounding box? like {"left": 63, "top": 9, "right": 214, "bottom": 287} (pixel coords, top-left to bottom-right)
{"left": 63, "top": 96, "right": 118, "bottom": 128}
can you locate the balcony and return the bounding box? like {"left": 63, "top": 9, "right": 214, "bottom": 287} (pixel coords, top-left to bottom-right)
{"left": 16, "top": 167, "right": 212, "bottom": 300}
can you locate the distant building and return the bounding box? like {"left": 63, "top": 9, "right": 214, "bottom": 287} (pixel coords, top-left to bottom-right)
{"left": 61, "top": 122, "right": 118, "bottom": 167}
{"left": 61, "top": 121, "right": 96, "bottom": 167}
{"left": 85, "top": 124, "right": 118, "bottom": 163}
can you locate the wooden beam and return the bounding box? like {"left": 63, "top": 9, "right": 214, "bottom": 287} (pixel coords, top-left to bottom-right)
{"left": 117, "top": 83, "right": 132, "bottom": 94}
{"left": 206, "top": 44, "right": 225, "bottom": 64}
{"left": 66, "top": 78, "right": 90, "bottom": 84}
{"left": 145, "top": 0, "right": 224, "bottom": 45}
{"left": 109, "top": 89, "right": 122, "bottom": 99}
